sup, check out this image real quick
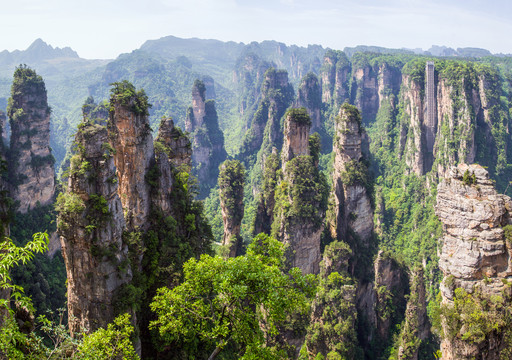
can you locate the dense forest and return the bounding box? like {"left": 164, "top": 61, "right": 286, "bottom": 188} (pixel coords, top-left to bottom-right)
{"left": 1, "top": 36, "right": 512, "bottom": 359}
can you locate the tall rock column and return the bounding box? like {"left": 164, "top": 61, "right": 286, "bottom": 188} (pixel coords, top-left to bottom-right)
{"left": 331, "top": 103, "right": 373, "bottom": 250}
{"left": 7, "top": 65, "right": 54, "bottom": 213}
{"left": 272, "top": 108, "right": 328, "bottom": 274}
{"left": 296, "top": 73, "right": 322, "bottom": 134}
{"left": 218, "top": 160, "right": 245, "bottom": 257}
{"left": 281, "top": 107, "right": 311, "bottom": 163}
{"left": 186, "top": 79, "right": 227, "bottom": 198}
{"left": 57, "top": 122, "right": 131, "bottom": 335}
{"left": 436, "top": 163, "right": 512, "bottom": 359}
{"left": 107, "top": 81, "right": 154, "bottom": 230}
{"left": 239, "top": 68, "right": 294, "bottom": 160}
{"left": 153, "top": 118, "right": 192, "bottom": 214}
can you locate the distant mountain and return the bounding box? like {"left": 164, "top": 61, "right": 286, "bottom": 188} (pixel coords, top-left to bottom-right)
{"left": 0, "top": 38, "right": 78, "bottom": 66}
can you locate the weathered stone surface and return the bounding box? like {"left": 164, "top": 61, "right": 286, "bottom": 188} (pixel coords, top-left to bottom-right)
{"left": 108, "top": 95, "right": 154, "bottom": 230}
{"left": 332, "top": 104, "right": 373, "bottom": 247}
{"left": 295, "top": 73, "right": 322, "bottom": 133}
{"left": 186, "top": 80, "right": 227, "bottom": 198}
{"left": 58, "top": 123, "right": 131, "bottom": 335}
{"left": 8, "top": 67, "right": 54, "bottom": 213}
{"left": 304, "top": 241, "right": 359, "bottom": 358}
{"left": 281, "top": 109, "right": 310, "bottom": 164}
{"left": 320, "top": 50, "right": 351, "bottom": 106}
{"left": 239, "top": 68, "right": 294, "bottom": 159}
{"left": 436, "top": 163, "right": 512, "bottom": 359}
{"left": 274, "top": 111, "right": 325, "bottom": 275}
{"left": 396, "top": 268, "right": 430, "bottom": 360}
{"left": 218, "top": 160, "right": 245, "bottom": 257}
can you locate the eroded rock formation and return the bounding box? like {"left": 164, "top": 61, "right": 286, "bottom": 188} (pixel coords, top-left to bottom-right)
{"left": 7, "top": 66, "right": 54, "bottom": 213}
{"left": 186, "top": 79, "right": 226, "bottom": 198}
{"left": 218, "top": 160, "right": 245, "bottom": 257}
{"left": 281, "top": 108, "right": 310, "bottom": 163}
{"left": 239, "top": 68, "right": 294, "bottom": 160}
{"left": 272, "top": 109, "right": 327, "bottom": 274}
{"left": 331, "top": 103, "right": 373, "bottom": 251}
{"left": 303, "top": 241, "right": 360, "bottom": 358}
{"left": 436, "top": 163, "right": 512, "bottom": 359}
{"left": 296, "top": 73, "right": 322, "bottom": 134}
{"left": 57, "top": 122, "right": 131, "bottom": 335}
{"left": 107, "top": 82, "right": 154, "bottom": 230}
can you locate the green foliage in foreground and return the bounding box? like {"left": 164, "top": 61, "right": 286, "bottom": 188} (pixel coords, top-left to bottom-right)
{"left": 150, "top": 234, "right": 318, "bottom": 359}
{"left": 0, "top": 232, "right": 49, "bottom": 313}
{"left": 0, "top": 231, "right": 139, "bottom": 359}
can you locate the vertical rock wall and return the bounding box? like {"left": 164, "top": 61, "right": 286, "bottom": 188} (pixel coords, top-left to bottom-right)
{"left": 436, "top": 163, "right": 512, "bottom": 359}
{"left": 108, "top": 86, "right": 154, "bottom": 230}
{"left": 58, "top": 123, "right": 131, "bottom": 335}
{"left": 7, "top": 66, "right": 54, "bottom": 213}
{"left": 218, "top": 160, "right": 245, "bottom": 257}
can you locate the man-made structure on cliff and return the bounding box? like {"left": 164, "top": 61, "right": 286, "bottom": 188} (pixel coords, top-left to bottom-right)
{"left": 425, "top": 61, "right": 436, "bottom": 159}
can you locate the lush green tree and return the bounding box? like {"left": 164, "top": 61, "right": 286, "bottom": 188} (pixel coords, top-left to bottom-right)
{"left": 150, "top": 234, "right": 317, "bottom": 359}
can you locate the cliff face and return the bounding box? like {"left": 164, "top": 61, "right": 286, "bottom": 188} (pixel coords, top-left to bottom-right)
{"left": 296, "top": 73, "right": 322, "bottom": 134}
{"left": 436, "top": 163, "right": 512, "bottom": 359}
{"left": 107, "top": 83, "right": 154, "bottom": 230}
{"left": 320, "top": 50, "right": 350, "bottom": 106}
{"left": 398, "top": 62, "right": 502, "bottom": 177}
{"left": 304, "top": 241, "right": 360, "bottom": 359}
{"left": 281, "top": 108, "right": 311, "bottom": 163}
{"left": 7, "top": 66, "right": 54, "bottom": 213}
{"left": 233, "top": 52, "right": 273, "bottom": 119}
{"left": 352, "top": 60, "right": 402, "bottom": 125}
{"left": 272, "top": 109, "right": 328, "bottom": 274}
{"left": 218, "top": 160, "right": 245, "bottom": 257}
{"left": 153, "top": 118, "right": 192, "bottom": 214}
{"left": 57, "top": 123, "right": 131, "bottom": 335}
{"left": 186, "top": 80, "right": 227, "bottom": 198}
{"left": 239, "top": 68, "right": 294, "bottom": 160}
{"left": 331, "top": 104, "right": 373, "bottom": 250}
{"left": 395, "top": 268, "right": 430, "bottom": 360}
{"left": 253, "top": 149, "right": 279, "bottom": 236}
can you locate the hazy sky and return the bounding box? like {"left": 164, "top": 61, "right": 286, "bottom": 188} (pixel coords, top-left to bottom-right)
{"left": 1, "top": 0, "right": 511, "bottom": 59}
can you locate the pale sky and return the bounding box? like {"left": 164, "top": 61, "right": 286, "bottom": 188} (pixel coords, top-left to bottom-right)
{"left": 1, "top": 0, "right": 511, "bottom": 59}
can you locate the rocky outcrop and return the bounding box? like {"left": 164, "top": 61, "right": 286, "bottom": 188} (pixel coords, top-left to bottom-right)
{"left": 186, "top": 80, "right": 227, "bottom": 198}
{"left": 272, "top": 110, "right": 328, "bottom": 274}
{"left": 233, "top": 52, "right": 273, "bottom": 119}
{"left": 303, "top": 241, "right": 361, "bottom": 359}
{"left": 218, "top": 160, "right": 245, "bottom": 257}
{"left": 398, "top": 62, "right": 502, "bottom": 177}
{"left": 155, "top": 117, "right": 191, "bottom": 170}
{"left": 356, "top": 251, "right": 408, "bottom": 350}
{"left": 331, "top": 103, "right": 373, "bottom": 251}
{"left": 296, "top": 73, "right": 322, "bottom": 134}
{"left": 281, "top": 108, "right": 310, "bottom": 163}
{"left": 400, "top": 73, "right": 426, "bottom": 175}
{"left": 395, "top": 267, "right": 430, "bottom": 360}
{"left": 107, "top": 81, "right": 154, "bottom": 230}
{"left": 7, "top": 66, "right": 54, "bottom": 213}
{"left": 152, "top": 118, "right": 191, "bottom": 214}
{"left": 239, "top": 68, "right": 294, "bottom": 160}
{"left": 320, "top": 50, "right": 351, "bottom": 106}
{"left": 351, "top": 58, "right": 402, "bottom": 124}
{"left": 253, "top": 149, "right": 279, "bottom": 236}
{"left": 436, "top": 163, "right": 512, "bottom": 359}
{"left": 57, "top": 122, "right": 131, "bottom": 335}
